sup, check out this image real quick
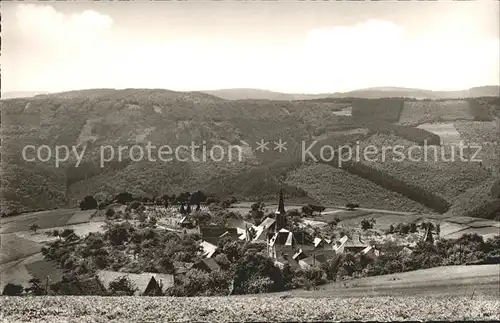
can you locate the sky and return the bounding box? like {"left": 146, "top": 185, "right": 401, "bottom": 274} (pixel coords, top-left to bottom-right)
{"left": 2, "top": 1, "right": 499, "bottom": 94}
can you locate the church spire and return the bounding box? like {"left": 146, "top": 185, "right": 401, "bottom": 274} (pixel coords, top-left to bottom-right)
{"left": 277, "top": 181, "right": 286, "bottom": 215}
{"left": 275, "top": 180, "right": 286, "bottom": 231}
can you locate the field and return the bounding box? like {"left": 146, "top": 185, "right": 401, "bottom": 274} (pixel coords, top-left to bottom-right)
{"left": 0, "top": 253, "right": 62, "bottom": 292}
{"left": 287, "top": 265, "right": 499, "bottom": 299}
{"left": 0, "top": 209, "right": 104, "bottom": 291}
{"left": 416, "top": 122, "right": 461, "bottom": 145}
{"left": 398, "top": 100, "right": 473, "bottom": 126}
{"left": 0, "top": 234, "right": 42, "bottom": 265}
{"left": 0, "top": 209, "right": 97, "bottom": 234}
{"left": 0, "top": 293, "right": 498, "bottom": 322}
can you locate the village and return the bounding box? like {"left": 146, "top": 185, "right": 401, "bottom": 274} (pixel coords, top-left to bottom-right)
{"left": 74, "top": 187, "right": 442, "bottom": 296}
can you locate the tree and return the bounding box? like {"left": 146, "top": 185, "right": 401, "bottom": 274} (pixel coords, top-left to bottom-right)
{"left": 361, "top": 218, "right": 375, "bottom": 230}
{"left": 26, "top": 278, "right": 45, "bottom": 295}
{"left": 2, "top": 283, "right": 24, "bottom": 296}
{"left": 301, "top": 205, "right": 313, "bottom": 217}
{"left": 108, "top": 276, "right": 137, "bottom": 296}
{"left": 346, "top": 203, "right": 359, "bottom": 211}
{"left": 222, "top": 196, "right": 238, "bottom": 209}
{"left": 105, "top": 208, "right": 115, "bottom": 219}
{"left": 137, "top": 212, "right": 147, "bottom": 223}
{"left": 30, "top": 223, "right": 40, "bottom": 234}
{"left": 115, "top": 192, "right": 133, "bottom": 205}
{"left": 127, "top": 201, "right": 142, "bottom": 211}
{"left": 190, "top": 190, "right": 207, "bottom": 210}
{"left": 105, "top": 223, "right": 133, "bottom": 245}
{"left": 186, "top": 204, "right": 192, "bottom": 214}
{"left": 409, "top": 223, "right": 418, "bottom": 233}
{"left": 400, "top": 224, "right": 411, "bottom": 235}
{"left": 80, "top": 195, "right": 98, "bottom": 210}
{"left": 388, "top": 225, "right": 395, "bottom": 234}
{"left": 123, "top": 212, "right": 132, "bottom": 223}
{"left": 149, "top": 216, "right": 158, "bottom": 228}
{"left": 249, "top": 202, "right": 265, "bottom": 221}
{"left": 52, "top": 229, "right": 61, "bottom": 240}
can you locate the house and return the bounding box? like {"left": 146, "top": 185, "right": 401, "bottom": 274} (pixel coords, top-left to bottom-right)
{"left": 253, "top": 217, "right": 276, "bottom": 241}
{"left": 199, "top": 240, "right": 218, "bottom": 258}
{"left": 313, "top": 236, "right": 332, "bottom": 249}
{"left": 96, "top": 270, "right": 174, "bottom": 296}
{"left": 360, "top": 245, "right": 380, "bottom": 257}
{"left": 179, "top": 216, "right": 194, "bottom": 228}
{"left": 193, "top": 258, "right": 221, "bottom": 273}
{"left": 298, "top": 250, "right": 337, "bottom": 269}
{"left": 199, "top": 225, "right": 239, "bottom": 245}
{"left": 344, "top": 233, "right": 367, "bottom": 254}
{"left": 269, "top": 228, "right": 295, "bottom": 247}
{"left": 225, "top": 219, "right": 255, "bottom": 241}
{"left": 332, "top": 235, "right": 349, "bottom": 254}
{"left": 173, "top": 261, "right": 194, "bottom": 275}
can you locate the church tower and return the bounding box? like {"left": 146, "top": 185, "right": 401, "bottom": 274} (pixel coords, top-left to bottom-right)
{"left": 275, "top": 182, "right": 286, "bottom": 230}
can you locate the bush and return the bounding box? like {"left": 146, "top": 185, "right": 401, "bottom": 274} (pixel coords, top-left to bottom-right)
{"left": 222, "top": 196, "right": 238, "bottom": 209}
{"left": 105, "top": 208, "right": 115, "bottom": 219}
{"left": 80, "top": 195, "right": 98, "bottom": 210}
{"left": 300, "top": 267, "right": 327, "bottom": 287}
{"left": 127, "top": 201, "right": 142, "bottom": 211}
{"left": 25, "top": 278, "right": 45, "bottom": 295}
{"left": 108, "top": 276, "right": 137, "bottom": 296}
{"left": 247, "top": 276, "right": 274, "bottom": 294}
{"left": 346, "top": 203, "right": 359, "bottom": 211}
{"left": 115, "top": 192, "right": 133, "bottom": 205}
{"left": 361, "top": 218, "right": 376, "bottom": 230}
{"left": 2, "top": 283, "right": 24, "bottom": 296}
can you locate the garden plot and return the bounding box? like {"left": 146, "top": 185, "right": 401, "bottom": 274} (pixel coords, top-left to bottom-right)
{"left": 0, "top": 234, "right": 42, "bottom": 265}
{"left": 444, "top": 227, "right": 499, "bottom": 240}
{"left": 0, "top": 253, "right": 62, "bottom": 292}
{"left": 65, "top": 210, "right": 97, "bottom": 225}
{"left": 332, "top": 106, "right": 352, "bottom": 116}
{"left": 0, "top": 209, "right": 78, "bottom": 234}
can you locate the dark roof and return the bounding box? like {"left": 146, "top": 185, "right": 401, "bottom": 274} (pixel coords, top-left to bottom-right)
{"left": 258, "top": 217, "right": 276, "bottom": 230}
{"left": 225, "top": 219, "right": 253, "bottom": 230}
{"left": 200, "top": 226, "right": 238, "bottom": 238}
{"left": 173, "top": 261, "right": 194, "bottom": 275}
{"left": 195, "top": 258, "right": 221, "bottom": 272}
{"left": 345, "top": 237, "right": 367, "bottom": 248}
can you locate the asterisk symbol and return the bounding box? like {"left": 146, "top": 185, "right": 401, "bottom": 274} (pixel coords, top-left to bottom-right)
{"left": 256, "top": 139, "right": 269, "bottom": 153}
{"left": 274, "top": 138, "right": 287, "bottom": 153}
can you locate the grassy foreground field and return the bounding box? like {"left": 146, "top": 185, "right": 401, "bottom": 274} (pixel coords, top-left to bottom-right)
{"left": 0, "top": 295, "right": 498, "bottom": 322}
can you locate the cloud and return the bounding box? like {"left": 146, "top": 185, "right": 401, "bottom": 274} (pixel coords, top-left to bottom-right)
{"left": 5, "top": 4, "right": 499, "bottom": 93}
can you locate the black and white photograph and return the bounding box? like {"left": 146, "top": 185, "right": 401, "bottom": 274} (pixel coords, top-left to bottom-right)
{"left": 0, "top": 0, "right": 499, "bottom": 321}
